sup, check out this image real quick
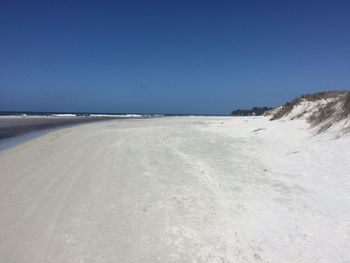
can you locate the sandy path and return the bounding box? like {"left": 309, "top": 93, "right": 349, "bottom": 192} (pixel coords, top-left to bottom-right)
{"left": 0, "top": 117, "right": 349, "bottom": 262}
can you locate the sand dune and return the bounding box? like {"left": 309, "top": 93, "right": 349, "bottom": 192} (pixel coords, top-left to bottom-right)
{"left": 0, "top": 117, "right": 349, "bottom": 262}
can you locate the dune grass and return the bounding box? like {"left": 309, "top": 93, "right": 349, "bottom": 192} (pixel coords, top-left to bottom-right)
{"left": 271, "top": 91, "right": 350, "bottom": 133}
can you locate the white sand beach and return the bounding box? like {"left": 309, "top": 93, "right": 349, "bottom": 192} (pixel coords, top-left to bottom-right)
{"left": 0, "top": 116, "right": 349, "bottom": 262}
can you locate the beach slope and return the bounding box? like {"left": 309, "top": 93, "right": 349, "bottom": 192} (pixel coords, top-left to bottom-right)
{"left": 0, "top": 117, "right": 349, "bottom": 262}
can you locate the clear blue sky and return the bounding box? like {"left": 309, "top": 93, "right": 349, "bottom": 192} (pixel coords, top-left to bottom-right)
{"left": 1, "top": 0, "right": 350, "bottom": 114}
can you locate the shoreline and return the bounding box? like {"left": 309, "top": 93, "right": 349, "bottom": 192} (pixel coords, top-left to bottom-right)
{"left": 0, "top": 128, "right": 53, "bottom": 152}
{"left": 0, "top": 115, "right": 153, "bottom": 140}
{"left": 0, "top": 115, "right": 149, "bottom": 152}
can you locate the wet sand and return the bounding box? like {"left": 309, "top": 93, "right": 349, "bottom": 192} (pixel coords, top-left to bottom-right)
{"left": 0, "top": 116, "right": 122, "bottom": 140}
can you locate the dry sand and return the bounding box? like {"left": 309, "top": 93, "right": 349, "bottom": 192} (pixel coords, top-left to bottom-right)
{"left": 0, "top": 117, "right": 349, "bottom": 262}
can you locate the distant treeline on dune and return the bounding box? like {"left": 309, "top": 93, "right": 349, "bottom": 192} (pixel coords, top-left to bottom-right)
{"left": 231, "top": 107, "right": 273, "bottom": 116}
